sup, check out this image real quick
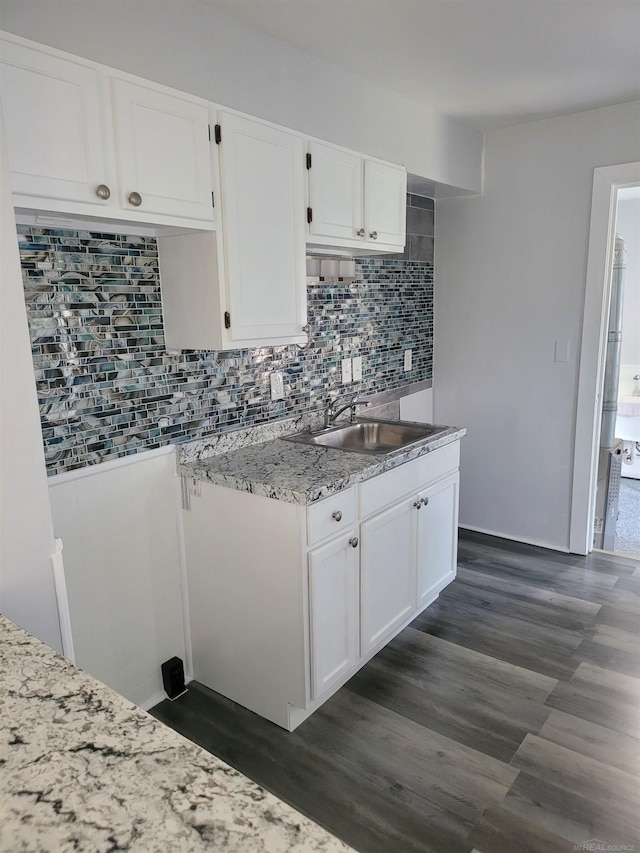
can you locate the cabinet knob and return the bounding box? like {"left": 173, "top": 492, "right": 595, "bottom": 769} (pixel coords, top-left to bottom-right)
{"left": 413, "top": 499, "right": 422, "bottom": 510}
{"left": 357, "top": 228, "right": 366, "bottom": 238}
{"left": 369, "top": 230, "right": 378, "bottom": 240}
{"left": 349, "top": 537, "right": 359, "bottom": 548}
{"left": 95, "top": 184, "right": 111, "bottom": 200}
{"left": 332, "top": 510, "right": 343, "bottom": 522}
{"left": 422, "top": 497, "right": 429, "bottom": 507}
{"left": 128, "top": 191, "right": 143, "bottom": 207}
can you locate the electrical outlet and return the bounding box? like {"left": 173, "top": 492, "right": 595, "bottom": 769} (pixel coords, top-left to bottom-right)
{"left": 341, "top": 358, "right": 352, "bottom": 384}
{"left": 404, "top": 349, "right": 412, "bottom": 371}
{"left": 270, "top": 371, "right": 284, "bottom": 400}
{"left": 352, "top": 356, "right": 363, "bottom": 382}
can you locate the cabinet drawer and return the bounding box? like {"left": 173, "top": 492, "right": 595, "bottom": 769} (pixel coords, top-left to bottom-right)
{"left": 360, "top": 441, "right": 460, "bottom": 518}
{"left": 416, "top": 440, "right": 460, "bottom": 487}
{"left": 307, "top": 487, "right": 356, "bottom": 547}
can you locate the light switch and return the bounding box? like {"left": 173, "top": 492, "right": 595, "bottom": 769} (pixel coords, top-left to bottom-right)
{"left": 404, "top": 349, "right": 412, "bottom": 371}
{"left": 270, "top": 371, "right": 284, "bottom": 400}
{"left": 352, "top": 356, "right": 363, "bottom": 382}
{"left": 341, "top": 358, "right": 352, "bottom": 384}
{"left": 554, "top": 340, "right": 570, "bottom": 363}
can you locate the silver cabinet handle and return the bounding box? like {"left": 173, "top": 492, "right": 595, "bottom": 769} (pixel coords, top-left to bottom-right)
{"left": 413, "top": 500, "right": 422, "bottom": 510}
{"left": 128, "top": 191, "right": 142, "bottom": 207}
{"left": 349, "top": 537, "right": 359, "bottom": 548}
{"left": 357, "top": 228, "right": 366, "bottom": 238}
{"left": 95, "top": 184, "right": 111, "bottom": 200}
{"left": 332, "top": 510, "right": 343, "bottom": 522}
{"left": 369, "top": 230, "right": 378, "bottom": 240}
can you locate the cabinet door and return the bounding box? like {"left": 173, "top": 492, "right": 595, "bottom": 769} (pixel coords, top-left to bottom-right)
{"left": 308, "top": 531, "right": 360, "bottom": 700}
{"left": 1, "top": 38, "right": 115, "bottom": 208}
{"left": 307, "top": 141, "right": 363, "bottom": 242}
{"left": 111, "top": 78, "right": 213, "bottom": 221}
{"left": 218, "top": 111, "right": 307, "bottom": 344}
{"left": 360, "top": 497, "right": 417, "bottom": 655}
{"left": 416, "top": 473, "right": 459, "bottom": 607}
{"left": 364, "top": 158, "right": 407, "bottom": 247}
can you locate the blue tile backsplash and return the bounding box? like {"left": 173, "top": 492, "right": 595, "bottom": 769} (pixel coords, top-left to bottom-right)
{"left": 19, "top": 225, "right": 433, "bottom": 475}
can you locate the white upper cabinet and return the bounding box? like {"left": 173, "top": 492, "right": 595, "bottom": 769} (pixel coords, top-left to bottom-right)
{"left": 0, "top": 33, "right": 214, "bottom": 229}
{"left": 110, "top": 78, "right": 213, "bottom": 222}
{"left": 307, "top": 141, "right": 362, "bottom": 242}
{"left": 0, "top": 37, "right": 116, "bottom": 210}
{"left": 216, "top": 110, "right": 307, "bottom": 345}
{"left": 306, "top": 139, "right": 407, "bottom": 254}
{"left": 159, "top": 110, "right": 308, "bottom": 350}
{"left": 364, "top": 158, "right": 407, "bottom": 247}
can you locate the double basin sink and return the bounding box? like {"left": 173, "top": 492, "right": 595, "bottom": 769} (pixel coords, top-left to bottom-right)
{"left": 283, "top": 418, "right": 447, "bottom": 456}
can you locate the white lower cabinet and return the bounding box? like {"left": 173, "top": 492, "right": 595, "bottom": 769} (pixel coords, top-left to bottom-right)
{"left": 360, "top": 497, "right": 417, "bottom": 655}
{"left": 417, "top": 472, "right": 459, "bottom": 607}
{"left": 308, "top": 530, "right": 360, "bottom": 700}
{"left": 182, "top": 440, "right": 460, "bottom": 731}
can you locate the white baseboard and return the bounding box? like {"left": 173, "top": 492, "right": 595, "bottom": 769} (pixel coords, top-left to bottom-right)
{"left": 458, "top": 524, "right": 570, "bottom": 554}
{"left": 139, "top": 691, "right": 168, "bottom": 712}
{"left": 139, "top": 676, "right": 194, "bottom": 712}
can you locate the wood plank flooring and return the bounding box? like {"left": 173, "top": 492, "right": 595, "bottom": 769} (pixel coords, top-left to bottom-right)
{"left": 151, "top": 530, "right": 640, "bottom": 853}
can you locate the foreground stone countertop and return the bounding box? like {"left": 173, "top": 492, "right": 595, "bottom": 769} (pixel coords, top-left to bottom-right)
{"left": 0, "top": 615, "right": 353, "bottom": 853}
{"left": 178, "top": 417, "right": 466, "bottom": 505}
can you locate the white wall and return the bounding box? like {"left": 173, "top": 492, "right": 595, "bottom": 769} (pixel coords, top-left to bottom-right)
{"left": 48, "top": 448, "right": 188, "bottom": 709}
{"left": 434, "top": 100, "right": 640, "bottom": 551}
{"left": 0, "top": 0, "right": 483, "bottom": 193}
{"left": 616, "top": 197, "right": 640, "bottom": 368}
{"left": 0, "top": 104, "right": 62, "bottom": 651}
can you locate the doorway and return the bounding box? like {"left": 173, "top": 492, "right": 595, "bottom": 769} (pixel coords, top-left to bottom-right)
{"left": 611, "top": 187, "right": 640, "bottom": 557}
{"left": 569, "top": 161, "right": 640, "bottom": 555}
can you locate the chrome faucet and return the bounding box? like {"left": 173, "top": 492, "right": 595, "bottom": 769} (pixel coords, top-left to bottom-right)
{"left": 323, "top": 394, "right": 370, "bottom": 429}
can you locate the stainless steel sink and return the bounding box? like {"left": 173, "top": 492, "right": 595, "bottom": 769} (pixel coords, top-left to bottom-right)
{"left": 283, "top": 418, "right": 446, "bottom": 455}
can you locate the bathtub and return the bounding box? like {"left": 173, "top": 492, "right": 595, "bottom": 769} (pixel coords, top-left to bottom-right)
{"left": 616, "top": 395, "right": 640, "bottom": 441}
{"left": 616, "top": 395, "right": 640, "bottom": 479}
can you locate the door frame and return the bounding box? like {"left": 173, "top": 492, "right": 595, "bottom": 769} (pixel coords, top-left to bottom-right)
{"left": 569, "top": 161, "right": 640, "bottom": 554}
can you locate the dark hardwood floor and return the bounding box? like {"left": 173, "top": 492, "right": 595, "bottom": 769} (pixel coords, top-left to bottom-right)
{"left": 151, "top": 530, "right": 640, "bottom": 853}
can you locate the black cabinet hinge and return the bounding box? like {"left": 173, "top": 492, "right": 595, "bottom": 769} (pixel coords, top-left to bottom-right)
{"left": 224, "top": 311, "right": 231, "bottom": 329}
{"left": 214, "top": 124, "right": 222, "bottom": 144}
{"left": 307, "top": 207, "right": 313, "bottom": 224}
{"left": 306, "top": 152, "right": 312, "bottom": 169}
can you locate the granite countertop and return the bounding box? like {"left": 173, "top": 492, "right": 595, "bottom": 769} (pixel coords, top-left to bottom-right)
{"left": 177, "top": 416, "right": 466, "bottom": 505}
{"left": 0, "top": 615, "right": 353, "bottom": 853}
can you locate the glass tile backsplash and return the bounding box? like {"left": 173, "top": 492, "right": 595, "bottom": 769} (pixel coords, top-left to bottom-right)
{"left": 19, "top": 226, "right": 433, "bottom": 475}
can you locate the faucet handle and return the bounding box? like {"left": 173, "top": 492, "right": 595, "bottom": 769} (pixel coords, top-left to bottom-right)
{"left": 349, "top": 395, "right": 370, "bottom": 422}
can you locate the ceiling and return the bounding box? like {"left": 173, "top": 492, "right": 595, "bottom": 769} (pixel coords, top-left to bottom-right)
{"left": 202, "top": 0, "right": 640, "bottom": 131}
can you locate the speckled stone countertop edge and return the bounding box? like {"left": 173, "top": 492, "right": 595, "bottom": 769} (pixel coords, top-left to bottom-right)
{"left": 0, "top": 614, "right": 353, "bottom": 853}
{"left": 178, "top": 426, "right": 467, "bottom": 506}
{"left": 177, "top": 413, "right": 319, "bottom": 464}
